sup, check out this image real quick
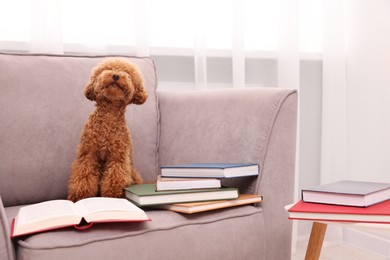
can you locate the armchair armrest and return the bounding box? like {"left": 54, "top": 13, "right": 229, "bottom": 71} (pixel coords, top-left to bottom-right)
{"left": 157, "top": 87, "right": 297, "bottom": 192}
{"left": 157, "top": 87, "right": 297, "bottom": 259}
{"left": 0, "top": 196, "right": 15, "bottom": 260}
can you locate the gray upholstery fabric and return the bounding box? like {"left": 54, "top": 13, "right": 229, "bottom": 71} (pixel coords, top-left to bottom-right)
{"left": 158, "top": 88, "right": 297, "bottom": 195}
{"left": 258, "top": 92, "right": 297, "bottom": 259}
{"left": 5, "top": 205, "right": 264, "bottom": 260}
{"left": 158, "top": 88, "right": 298, "bottom": 259}
{"left": 0, "top": 197, "right": 15, "bottom": 260}
{"left": 0, "top": 53, "right": 159, "bottom": 207}
{"left": 0, "top": 53, "right": 297, "bottom": 260}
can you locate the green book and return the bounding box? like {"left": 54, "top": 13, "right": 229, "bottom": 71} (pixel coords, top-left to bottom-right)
{"left": 124, "top": 184, "right": 239, "bottom": 206}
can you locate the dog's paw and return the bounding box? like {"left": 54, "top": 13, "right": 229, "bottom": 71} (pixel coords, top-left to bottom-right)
{"left": 67, "top": 186, "right": 98, "bottom": 202}
{"left": 100, "top": 177, "right": 128, "bottom": 198}
{"left": 67, "top": 192, "right": 89, "bottom": 202}
{"left": 100, "top": 185, "right": 125, "bottom": 198}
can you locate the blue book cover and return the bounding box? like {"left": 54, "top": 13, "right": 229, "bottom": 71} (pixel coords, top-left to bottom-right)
{"left": 160, "top": 163, "right": 259, "bottom": 178}
{"left": 161, "top": 163, "right": 257, "bottom": 169}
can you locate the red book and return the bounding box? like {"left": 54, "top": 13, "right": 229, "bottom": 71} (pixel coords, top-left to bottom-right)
{"left": 286, "top": 200, "right": 390, "bottom": 224}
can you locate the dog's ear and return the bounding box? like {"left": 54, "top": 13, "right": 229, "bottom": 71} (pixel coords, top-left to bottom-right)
{"left": 129, "top": 67, "right": 148, "bottom": 105}
{"left": 84, "top": 78, "right": 96, "bottom": 101}
{"left": 131, "top": 79, "right": 148, "bottom": 105}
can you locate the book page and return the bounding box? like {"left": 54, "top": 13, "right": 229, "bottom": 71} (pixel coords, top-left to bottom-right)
{"left": 76, "top": 197, "right": 141, "bottom": 213}
{"left": 13, "top": 200, "right": 82, "bottom": 236}
{"left": 17, "top": 200, "right": 79, "bottom": 225}
{"left": 75, "top": 197, "right": 147, "bottom": 223}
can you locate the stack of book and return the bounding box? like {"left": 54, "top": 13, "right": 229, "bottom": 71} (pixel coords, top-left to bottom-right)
{"left": 286, "top": 180, "right": 390, "bottom": 224}
{"left": 125, "top": 163, "right": 263, "bottom": 214}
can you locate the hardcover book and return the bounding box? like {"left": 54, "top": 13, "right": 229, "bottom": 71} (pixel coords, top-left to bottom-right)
{"left": 156, "top": 175, "right": 221, "bottom": 191}
{"left": 286, "top": 200, "right": 390, "bottom": 224}
{"left": 11, "top": 197, "right": 150, "bottom": 238}
{"left": 125, "top": 183, "right": 239, "bottom": 206}
{"left": 160, "top": 163, "right": 259, "bottom": 178}
{"left": 302, "top": 180, "right": 390, "bottom": 207}
{"left": 154, "top": 194, "right": 263, "bottom": 214}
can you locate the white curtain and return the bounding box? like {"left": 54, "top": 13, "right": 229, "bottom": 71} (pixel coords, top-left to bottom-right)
{"left": 319, "top": 0, "right": 390, "bottom": 245}
{"left": 30, "top": 0, "right": 63, "bottom": 54}
{"left": 346, "top": 0, "right": 390, "bottom": 184}
{"left": 321, "top": 0, "right": 348, "bottom": 184}
{"left": 321, "top": 0, "right": 390, "bottom": 184}
{"left": 193, "top": 0, "right": 208, "bottom": 89}
{"left": 0, "top": 0, "right": 308, "bottom": 88}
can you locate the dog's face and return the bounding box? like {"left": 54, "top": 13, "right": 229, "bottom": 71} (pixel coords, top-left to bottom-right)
{"left": 84, "top": 58, "right": 148, "bottom": 105}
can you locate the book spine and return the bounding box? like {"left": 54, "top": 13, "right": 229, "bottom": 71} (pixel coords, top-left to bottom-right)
{"left": 10, "top": 218, "right": 15, "bottom": 238}
{"left": 288, "top": 217, "right": 390, "bottom": 224}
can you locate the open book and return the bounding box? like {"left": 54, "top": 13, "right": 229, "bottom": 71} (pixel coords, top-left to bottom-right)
{"left": 11, "top": 197, "right": 150, "bottom": 238}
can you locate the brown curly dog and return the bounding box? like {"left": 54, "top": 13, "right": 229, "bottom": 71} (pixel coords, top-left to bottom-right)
{"left": 67, "top": 58, "right": 147, "bottom": 202}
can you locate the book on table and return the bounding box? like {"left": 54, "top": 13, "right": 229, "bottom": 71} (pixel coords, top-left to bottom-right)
{"left": 11, "top": 197, "right": 150, "bottom": 238}
{"left": 301, "top": 180, "right": 390, "bottom": 207}
{"left": 156, "top": 175, "right": 221, "bottom": 191}
{"left": 286, "top": 200, "right": 390, "bottom": 224}
{"left": 125, "top": 183, "right": 239, "bottom": 206}
{"left": 154, "top": 194, "right": 263, "bottom": 214}
{"left": 160, "top": 163, "right": 259, "bottom": 178}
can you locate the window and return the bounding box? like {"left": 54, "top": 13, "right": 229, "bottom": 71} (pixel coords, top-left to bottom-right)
{"left": 0, "top": 0, "right": 323, "bottom": 54}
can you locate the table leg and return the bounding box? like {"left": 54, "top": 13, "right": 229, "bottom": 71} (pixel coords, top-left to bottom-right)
{"left": 305, "top": 222, "right": 328, "bottom": 260}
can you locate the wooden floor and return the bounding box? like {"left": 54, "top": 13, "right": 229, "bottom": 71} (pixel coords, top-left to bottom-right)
{"left": 292, "top": 240, "right": 387, "bottom": 260}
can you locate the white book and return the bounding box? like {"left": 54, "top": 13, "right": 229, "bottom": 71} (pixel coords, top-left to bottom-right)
{"left": 156, "top": 175, "right": 221, "bottom": 191}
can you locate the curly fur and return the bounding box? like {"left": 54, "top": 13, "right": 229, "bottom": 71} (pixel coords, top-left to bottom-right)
{"left": 67, "top": 58, "right": 147, "bottom": 202}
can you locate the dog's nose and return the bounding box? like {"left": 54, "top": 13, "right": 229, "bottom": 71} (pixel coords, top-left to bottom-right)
{"left": 112, "top": 74, "right": 120, "bottom": 81}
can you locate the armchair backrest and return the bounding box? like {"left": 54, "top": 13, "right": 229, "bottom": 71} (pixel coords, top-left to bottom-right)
{"left": 0, "top": 53, "right": 159, "bottom": 207}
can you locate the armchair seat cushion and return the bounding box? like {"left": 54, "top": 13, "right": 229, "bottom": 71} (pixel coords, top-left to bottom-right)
{"left": 5, "top": 205, "right": 264, "bottom": 260}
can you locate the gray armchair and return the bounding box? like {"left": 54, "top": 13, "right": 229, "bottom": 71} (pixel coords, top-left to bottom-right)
{"left": 0, "top": 53, "right": 297, "bottom": 260}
